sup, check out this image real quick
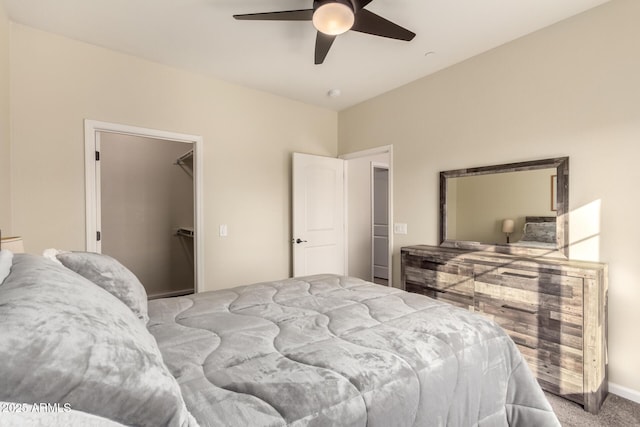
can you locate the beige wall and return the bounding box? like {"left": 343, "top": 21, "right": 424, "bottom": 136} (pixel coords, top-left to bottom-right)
{"left": 9, "top": 24, "right": 337, "bottom": 289}
{"left": 0, "top": 4, "right": 10, "bottom": 235}
{"left": 339, "top": 0, "right": 640, "bottom": 395}
{"left": 100, "top": 133, "right": 194, "bottom": 297}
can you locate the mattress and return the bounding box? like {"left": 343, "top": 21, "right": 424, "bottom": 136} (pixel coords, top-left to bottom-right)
{"left": 148, "top": 274, "right": 560, "bottom": 426}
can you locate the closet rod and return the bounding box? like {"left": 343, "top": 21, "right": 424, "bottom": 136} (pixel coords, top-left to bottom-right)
{"left": 176, "top": 227, "right": 195, "bottom": 238}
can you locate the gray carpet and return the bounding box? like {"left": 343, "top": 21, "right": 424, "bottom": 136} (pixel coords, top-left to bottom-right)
{"left": 546, "top": 392, "right": 640, "bottom": 426}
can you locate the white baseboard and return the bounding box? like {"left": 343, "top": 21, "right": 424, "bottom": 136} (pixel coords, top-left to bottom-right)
{"left": 609, "top": 382, "right": 640, "bottom": 404}
{"left": 148, "top": 288, "right": 194, "bottom": 300}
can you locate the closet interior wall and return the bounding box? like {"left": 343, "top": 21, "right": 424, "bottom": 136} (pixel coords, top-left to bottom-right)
{"left": 100, "top": 132, "right": 194, "bottom": 298}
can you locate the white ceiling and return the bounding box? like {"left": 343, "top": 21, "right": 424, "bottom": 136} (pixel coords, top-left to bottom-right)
{"left": 2, "top": 0, "right": 610, "bottom": 110}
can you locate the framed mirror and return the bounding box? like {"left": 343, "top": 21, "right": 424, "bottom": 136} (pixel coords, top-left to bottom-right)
{"left": 440, "top": 157, "right": 569, "bottom": 257}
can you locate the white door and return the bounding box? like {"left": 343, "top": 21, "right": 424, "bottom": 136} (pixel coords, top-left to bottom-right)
{"left": 292, "top": 153, "right": 345, "bottom": 277}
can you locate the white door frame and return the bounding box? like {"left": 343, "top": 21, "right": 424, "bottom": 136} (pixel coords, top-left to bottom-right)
{"left": 84, "top": 119, "right": 204, "bottom": 293}
{"left": 340, "top": 145, "right": 393, "bottom": 287}
{"left": 371, "top": 162, "right": 389, "bottom": 282}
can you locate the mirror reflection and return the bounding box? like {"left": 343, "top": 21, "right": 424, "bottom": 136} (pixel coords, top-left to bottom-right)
{"left": 439, "top": 157, "right": 569, "bottom": 257}
{"left": 446, "top": 168, "right": 557, "bottom": 246}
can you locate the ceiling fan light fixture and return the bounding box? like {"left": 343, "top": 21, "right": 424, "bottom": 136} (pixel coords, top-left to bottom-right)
{"left": 312, "top": 1, "right": 355, "bottom": 36}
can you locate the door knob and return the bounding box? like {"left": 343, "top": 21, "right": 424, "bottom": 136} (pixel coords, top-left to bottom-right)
{"left": 293, "top": 238, "right": 308, "bottom": 244}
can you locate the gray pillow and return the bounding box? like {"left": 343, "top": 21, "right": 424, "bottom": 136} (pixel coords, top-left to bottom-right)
{"left": 56, "top": 251, "right": 149, "bottom": 323}
{"left": 521, "top": 222, "right": 556, "bottom": 244}
{"left": 0, "top": 254, "right": 198, "bottom": 427}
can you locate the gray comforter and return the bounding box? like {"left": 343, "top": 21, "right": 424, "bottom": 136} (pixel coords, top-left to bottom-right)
{"left": 148, "top": 274, "right": 560, "bottom": 427}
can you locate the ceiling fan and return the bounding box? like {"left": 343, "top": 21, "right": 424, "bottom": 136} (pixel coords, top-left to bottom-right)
{"left": 233, "top": 0, "right": 416, "bottom": 65}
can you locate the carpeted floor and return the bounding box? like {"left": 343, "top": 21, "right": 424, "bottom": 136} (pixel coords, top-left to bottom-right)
{"left": 546, "top": 392, "right": 640, "bottom": 426}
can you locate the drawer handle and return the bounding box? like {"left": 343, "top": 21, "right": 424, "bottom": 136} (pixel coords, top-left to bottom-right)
{"left": 501, "top": 271, "right": 539, "bottom": 279}
{"left": 512, "top": 337, "right": 537, "bottom": 350}
{"left": 501, "top": 304, "right": 538, "bottom": 314}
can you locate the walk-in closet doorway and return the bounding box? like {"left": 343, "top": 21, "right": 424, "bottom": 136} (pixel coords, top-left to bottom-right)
{"left": 84, "top": 120, "right": 204, "bottom": 298}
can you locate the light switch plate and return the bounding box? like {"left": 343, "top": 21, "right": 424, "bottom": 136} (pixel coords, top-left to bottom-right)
{"left": 394, "top": 223, "right": 408, "bottom": 235}
{"left": 219, "top": 224, "right": 228, "bottom": 237}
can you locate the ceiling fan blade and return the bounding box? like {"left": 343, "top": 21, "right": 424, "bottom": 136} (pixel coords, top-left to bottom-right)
{"left": 315, "top": 32, "right": 337, "bottom": 65}
{"left": 233, "top": 9, "right": 313, "bottom": 21}
{"left": 351, "top": 9, "right": 415, "bottom": 41}
{"left": 353, "top": 0, "right": 374, "bottom": 11}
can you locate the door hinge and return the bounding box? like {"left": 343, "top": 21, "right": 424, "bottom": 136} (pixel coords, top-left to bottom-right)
{"left": 95, "top": 151, "right": 100, "bottom": 161}
{"left": 96, "top": 231, "right": 101, "bottom": 242}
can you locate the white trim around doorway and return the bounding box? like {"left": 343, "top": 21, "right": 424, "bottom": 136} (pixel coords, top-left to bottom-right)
{"left": 83, "top": 119, "right": 204, "bottom": 293}
{"left": 340, "top": 145, "right": 394, "bottom": 287}
{"left": 371, "top": 162, "right": 390, "bottom": 284}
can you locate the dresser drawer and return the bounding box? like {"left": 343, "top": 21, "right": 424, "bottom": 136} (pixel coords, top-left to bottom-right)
{"left": 403, "top": 254, "right": 473, "bottom": 310}
{"left": 473, "top": 264, "right": 584, "bottom": 317}
{"left": 518, "top": 345, "right": 584, "bottom": 402}
{"left": 475, "top": 296, "right": 583, "bottom": 350}
{"left": 403, "top": 255, "right": 473, "bottom": 294}
{"left": 405, "top": 282, "right": 473, "bottom": 310}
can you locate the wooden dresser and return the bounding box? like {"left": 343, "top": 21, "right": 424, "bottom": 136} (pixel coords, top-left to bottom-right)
{"left": 401, "top": 245, "right": 608, "bottom": 414}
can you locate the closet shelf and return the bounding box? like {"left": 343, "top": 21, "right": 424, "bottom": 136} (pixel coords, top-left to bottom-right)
{"left": 176, "top": 227, "right": 195, "bottom": 238}
{"left": 174, "top": 150, "right": 194, "bottom": 165}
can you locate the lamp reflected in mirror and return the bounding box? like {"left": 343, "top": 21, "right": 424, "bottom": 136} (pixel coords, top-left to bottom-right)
{"left": 502, "top": 219, "right": 515, "bottom": 243}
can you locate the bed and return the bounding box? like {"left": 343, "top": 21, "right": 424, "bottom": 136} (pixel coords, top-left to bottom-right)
{"left": 0, "top": 251, "right": 560, "bottom": 426}
{"left": 510, "top": 216, "right": 557, "bottom": 249}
